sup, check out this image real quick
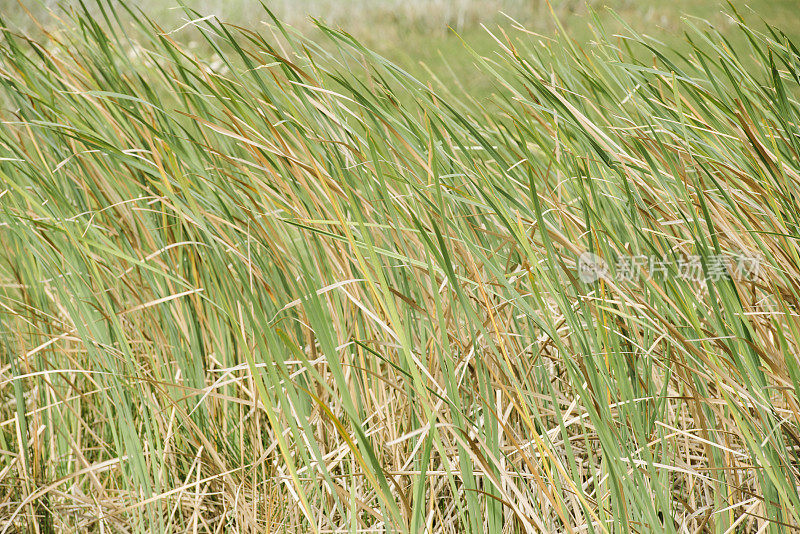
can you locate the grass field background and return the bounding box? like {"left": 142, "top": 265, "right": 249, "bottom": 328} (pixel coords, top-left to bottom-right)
{"left": 11, "top": 1, "right": 800, "bottom": 99}
{"left": 3, "top": 1, "right": 800, "bottom": 533}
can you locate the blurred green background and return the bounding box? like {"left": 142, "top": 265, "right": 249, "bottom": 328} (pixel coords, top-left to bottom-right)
{"left": 8, "top": 0, "right": 800, "bottom": 100}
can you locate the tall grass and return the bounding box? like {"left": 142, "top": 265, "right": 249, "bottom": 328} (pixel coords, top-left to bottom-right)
{"left": 2, "top": 2, "right": 800, "bottom": 532}
{"left": 3, "top": 0, "right": 549, "bottom": 37}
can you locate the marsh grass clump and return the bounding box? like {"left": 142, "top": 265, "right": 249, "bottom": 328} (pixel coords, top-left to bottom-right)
{"left": 2, "top": 3, "right": 800, "bottom": 533}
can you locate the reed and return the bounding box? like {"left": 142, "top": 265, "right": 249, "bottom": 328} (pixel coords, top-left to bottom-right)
{"left": 2, "top": 3, "right": 800, "bottom": 532}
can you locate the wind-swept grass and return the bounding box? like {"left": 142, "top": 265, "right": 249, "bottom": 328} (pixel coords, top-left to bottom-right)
{"left": 2, "top": 3, "right": 800, "bottom": 533}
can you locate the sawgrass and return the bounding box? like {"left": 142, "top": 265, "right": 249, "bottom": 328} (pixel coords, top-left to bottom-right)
{"left": 2, "top": 2, "right": 800, "bottom": 532}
